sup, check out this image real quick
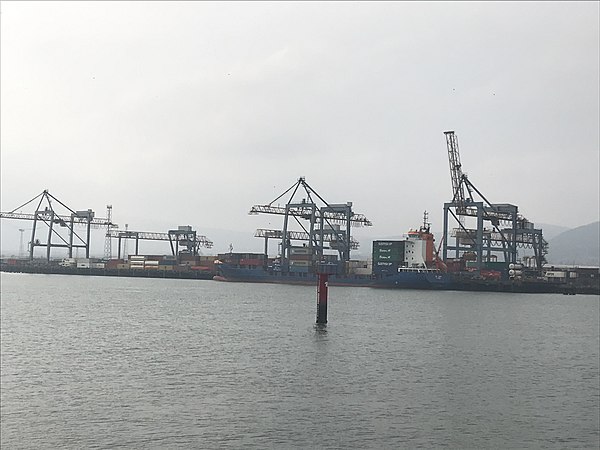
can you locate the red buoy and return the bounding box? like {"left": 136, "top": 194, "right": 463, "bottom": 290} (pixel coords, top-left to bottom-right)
{"left": 316, "top": 262, "right": 337, "bottom": 324}
{"left": 317, "top": 272, "right": 329, "bottom": 324}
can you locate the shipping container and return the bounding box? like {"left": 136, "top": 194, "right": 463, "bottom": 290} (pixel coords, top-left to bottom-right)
{"left": 117, "top": 263, "right": 130, "bottom": 270}
{"left": 289, "top": 265, "right": 310, "bottom": 273}
{"left": 480, "top": 269, "right": 502, "bottom": 281}
{"left": 347, "top": 260, "right": 370, "bottom": 269}
{"left": 144, "top": 255, "right": 165, "bottom": 262}
{"left": 289, "top": 253, "right": 312, "bottom": 261}
{"left": 290, "top": 246, "right": 311, "bottom": 255}
{"left": 179, "top": 257, "right": 200, "bottom": 265}
{"left": 239, "top": 258, "right": 263, "bottom": 266}
{"left": 319, "top": 254, "right": 338, "bottom": 263}
{"left": 545, "top": 271, "right": 566, "bottom": 278}
{"left": 373, "top": 240, "right": 405, "bottom": 248}
{"left": 105, "top": 259, "right": 123, "bottom": 269}
{"left": 373, "top": 254, "right": 404, "bottom": 262}
{"left": 290, "top": 260, "right": 310, "bottom": 266}
{"left": 373, "top": 253, "right": 404, "bottom": 261}
{"left": 159, "top": 260, "right": 177, "bottom": 266}
{"left": 77, "top": 263, "right": 90, "bottom": 269}
{"left": 374, "top": 261, "right": 398, "bottom": 267}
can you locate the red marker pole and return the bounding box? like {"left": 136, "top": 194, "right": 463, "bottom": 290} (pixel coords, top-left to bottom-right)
{"left": 316, "top": 262, "right": 337, "bottom": 324}
{"left": 316, "top": 272, "right": 329, "bottom": 324}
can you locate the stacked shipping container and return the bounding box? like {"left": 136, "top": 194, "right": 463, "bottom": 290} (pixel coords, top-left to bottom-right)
{"left": 289, "top": 246, "right": 311, "bottom": 273}
{"left": 372, "top": 241, "right": 405, "bottom": 275}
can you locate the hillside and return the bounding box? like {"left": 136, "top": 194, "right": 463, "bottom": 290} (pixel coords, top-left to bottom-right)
{"left": 546, "top": 222, "right": 600, "bottom": 266}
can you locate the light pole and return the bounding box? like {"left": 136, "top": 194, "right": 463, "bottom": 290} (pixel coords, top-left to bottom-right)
{"left": 18, "top": 228, "right": 25, "bottom": 258}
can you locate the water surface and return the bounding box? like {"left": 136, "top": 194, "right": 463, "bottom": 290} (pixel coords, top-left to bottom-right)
{"left": 2, "top": 273, "right": 598, "bottom": 448}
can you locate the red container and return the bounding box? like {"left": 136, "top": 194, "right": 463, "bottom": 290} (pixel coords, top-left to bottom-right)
{"left": 239, "top": 258, "right": 263, "bottom": 266}
{"left": 105, "top": 259, "right": 123, "bottom": 269}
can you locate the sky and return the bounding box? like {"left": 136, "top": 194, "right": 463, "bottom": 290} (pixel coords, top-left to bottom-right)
{"left": 1, "top": 1, "right": 599, "bottom": 257}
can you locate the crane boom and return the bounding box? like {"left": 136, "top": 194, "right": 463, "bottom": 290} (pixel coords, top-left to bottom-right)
{"left": 444, "top": 130, "right": 467, "bottom": 209}
{"left": 249, "top": 205, "right": 372, "bottom": 227}
{"left": 0, "top": 211, "right": 115, "bottom": 229}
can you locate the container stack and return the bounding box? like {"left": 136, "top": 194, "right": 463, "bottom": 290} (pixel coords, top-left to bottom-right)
{"left": 289, "top": 246, "right": 311, "bottom": 273}
{"left": 372, "top": 241, "right": 405, "bottom": 275}
{"left": 217, "top": 253, "right": 265, "bottom": 269}
{"left": 129, "top": 255, "right": 146, "bottom": 270}
{"left": 159, "top": 256, "right": 177, "bottom": 271}
{"left": 347, "top": 260, "right": 372, "bottom": 276}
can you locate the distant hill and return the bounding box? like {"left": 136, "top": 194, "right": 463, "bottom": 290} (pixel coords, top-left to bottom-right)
{"left": 546, "top": 222, "right": 600, "bottom": 266}
{"left": 353, "top": 223, "right": 600, "bottom": 266}
{"left": 537, "top": 223, "right": 571, "bottom": 241}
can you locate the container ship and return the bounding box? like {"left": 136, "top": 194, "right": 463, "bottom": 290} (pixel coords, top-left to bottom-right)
{"left": 2, "top": 156, "right": 598, "bottom": 294}
{"left": 0, "top": 253, "right": 217, "bottom": 280}
{"left": 213, "top": 221, "right": 599, "bottom": 295}
{"left": 213, "top": 219, "right": 458, "bottom": 289}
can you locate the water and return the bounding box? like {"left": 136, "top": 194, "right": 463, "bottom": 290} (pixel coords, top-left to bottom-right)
{"left": 1, "top": 273, "right": 599, "bottom": 449}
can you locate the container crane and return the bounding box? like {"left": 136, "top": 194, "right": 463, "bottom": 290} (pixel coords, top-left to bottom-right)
{"left": 441, "top": 131, "right": 547, "bottom": 270}
{"left": 248, "top": 177, "right": 372, "bottom": 272}
{"left": 0, "top": 190, "right": 116, "bottom": 261}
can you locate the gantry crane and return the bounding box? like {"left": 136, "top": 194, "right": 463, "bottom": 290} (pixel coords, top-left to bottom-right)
{"left": 0, "top": 190, "right": 116, "bottom": 261}
{"left": 108, "top": 226, "right": 213, "bottom": 259}
{"left": 442, "top": 131, "right": 547, "bottom": 270}
{"left": 249, "top": 177, "right": 372, "bottom": 272}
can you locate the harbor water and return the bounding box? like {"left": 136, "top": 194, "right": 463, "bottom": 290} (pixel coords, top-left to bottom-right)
{"left": 1, "top": 273, "right": 599, "bottom": 449}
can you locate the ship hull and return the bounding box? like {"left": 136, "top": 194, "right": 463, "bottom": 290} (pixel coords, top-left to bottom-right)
{"left": 372, "top": 270, "right": 455, "bottom": 290}
{"left": 214, "top": 264, "right": 598, "bottom": 294}
{"left": 214, "top": 264, "right": 453, "bottom": 289}
{"left": 214, "top": 264, "right": 376, "bottom": 287}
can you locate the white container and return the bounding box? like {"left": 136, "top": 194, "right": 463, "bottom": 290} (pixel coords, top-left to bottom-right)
{"left": 545, "top": 271, "right": 566, "bottom": 278}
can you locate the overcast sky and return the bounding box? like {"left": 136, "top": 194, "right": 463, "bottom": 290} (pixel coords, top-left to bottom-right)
{"left": 1, "top": 1, "right": 598, "bottom": 256}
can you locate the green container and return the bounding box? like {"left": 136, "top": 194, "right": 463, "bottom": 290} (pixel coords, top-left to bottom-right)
{"left": 373, "top": 248, "right": 403, "bottom": 257}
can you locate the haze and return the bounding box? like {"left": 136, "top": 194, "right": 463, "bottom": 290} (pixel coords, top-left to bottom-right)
{"left": 1, "top": 1, "right": 598, "bottom": 256}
